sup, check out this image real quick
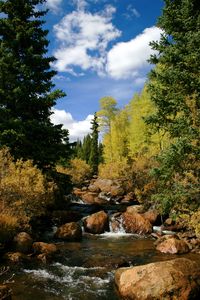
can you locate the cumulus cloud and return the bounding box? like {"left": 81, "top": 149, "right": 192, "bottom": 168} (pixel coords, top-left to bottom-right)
{"left": 53, "top": 4, "right": 121, "bottom": 75}
{"left": 51, "top": 108, "right": 93, "bottom": 141}
{"left": 46, "top": 0, "right": 63, "bottom": 13}
{"left": 106, "top": 26, "right": 162, "bottom": 79}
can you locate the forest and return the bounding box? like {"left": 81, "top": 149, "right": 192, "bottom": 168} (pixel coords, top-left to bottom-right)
{"left": 0, "top": 0, "right": 200, "bottom": 299}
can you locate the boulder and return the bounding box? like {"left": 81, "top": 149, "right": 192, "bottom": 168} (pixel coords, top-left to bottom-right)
{"left": 93, "top": 178, "right": 125, "bottom": 196}
{"left": 115, "top": 258, "right": 200, "bottom": 300}
{"left": 142, "top": 209, "right": 159, "bottom": 225}
{"left": 83, "top": 211, "right": 109, "bottom": 234}
{"left": 13, "top": 232, "right": 33, "bottom": 254}
{"left": 121, "top": 192, "right": 136, "bottom": 204}
{"left": 0, "top": 285, "right": 12, "bottom": 300}
{"left": 126, "top": 205, "right": 144, "bottom": 214}
{"left": 156, "top": 236, "right": 189, "bottom": 254}
{"left": 32, "top": 242, "right": 58, "bottom": 256}
{"left": 81, "top": 192, "right": 99, "bottom": 204}
{"left": 4, "top": 252, "right": 29, "bottom": 263}
{"left": 55, "top": 222, "right": 82, "bottom": 241}
{"left": 88, "top": 184, "right": 100, "bottom": 193}
{"left": 122, "top": 212, "right": 152, "bottom": 234}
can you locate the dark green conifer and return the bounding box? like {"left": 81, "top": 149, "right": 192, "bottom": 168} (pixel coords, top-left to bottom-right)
{"left": 89, "top": 113, "right": 99, "bottom": 175}
{"left": 147, "top": 0, "right": 200, "bottom": 214}
{"left": 0, "top": 0, "right": 70, "bottom": 169}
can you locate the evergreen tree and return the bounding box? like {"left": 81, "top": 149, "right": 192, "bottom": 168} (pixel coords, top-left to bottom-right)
{"left": 147, "top": 0, "right": 200, "bottom": 213}
{"left": 89, "top": 113, "right": 99, "bottom": 174}
{"left": 0, "top": 0, "right": 70, "bottom": 169}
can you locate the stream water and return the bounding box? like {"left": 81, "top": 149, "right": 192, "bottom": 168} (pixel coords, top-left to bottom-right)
{"left": 6, "top": 202, "right": 200, "bottom": 300}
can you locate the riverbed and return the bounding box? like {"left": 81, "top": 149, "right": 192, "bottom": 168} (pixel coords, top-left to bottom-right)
{"left": 9, "top": 232, "right": 200, "bottom": 300}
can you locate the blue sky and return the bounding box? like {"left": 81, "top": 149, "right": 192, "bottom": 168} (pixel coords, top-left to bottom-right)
{"left": 45, "top": 0, "right": 164, "bottom": 140}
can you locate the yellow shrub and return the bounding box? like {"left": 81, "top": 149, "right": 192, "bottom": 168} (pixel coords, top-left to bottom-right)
{"left": 57, "top": 158, "right": 92, "bottom": 185}
{"left": 0, "top": 147, "right": 56, "bottom": 221}
{"left": 190, "top": 210, "right": 200, "bottom": 237}
{"left": 0, "top": 212, "right": 19, "bottom": 243}
{"left": 98, "top": 159, "right": 131, "bottom": 180}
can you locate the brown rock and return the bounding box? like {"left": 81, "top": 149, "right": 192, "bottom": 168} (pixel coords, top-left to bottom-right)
{"left": 83, "top": 211, "right": 109, "bottom": 234}
{"left": 32, "top": 242, "right": 58, "bottom": 256}
{"left": 13, "top": 232, "right": 33, "bottom": 254}
{"left": 4, "top": 252, "right": 29, "bottom": 263}
{"left": 156, "top": 237, "right": 189, "bottom": 254}
{"left": 88, "top": 184, "right": 100, "bottom": 193}
{"left": 0, "top": 285, "right": 12, "bottom": 300}
{"left": 126, "top": 205, "right": 144, "bottom": 214}
{"left": 93, "top": 178, "right": 125, "bottom": 196}
{"left": 73, "top": 188, "right": 85, "bottom": 198}
{"left": 142, "top": 209, "right": 159, "bottom": 225}
{"left": 115, "top": 258, "right": 200, "bottom": 300}
{"left": 121, "top": 192, "right": 135, "bottom": 203}
{"left": 55, "top": 222, "right": 82, "bottom": 241}
{"left": 82, "top": 192, "right": 99, "bottom": 204}
{"left": 122, "top": 212, "right": 152, "bottom": 234}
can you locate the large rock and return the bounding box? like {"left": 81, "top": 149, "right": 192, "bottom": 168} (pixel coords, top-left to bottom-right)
{"left": 83, "top": 211, "right": 109, "bottom": 234}
{"left": 32, "top": 242, "right": 58, "bottom": 256}
{"left": 81, "top": 192, "right": 100, "bottom": 204}
{"left": 142, "top": 209, "right": 159, "bottom": 225}
{"left": 13, "top": 232, "right": 33, "bottom": 254}
{"left": 4, "top": 252, "right": 29, "bottom": 263}
{"left": 122, "top": 211, "right": 152, "bottom": 234}
{"left": 115, "top": 258, "right": 200, "bottom": 300}
{"left": 55, "top": 222, "right": 82, "bottom": 241}
{"left": 156, "top": 236, "right": 189, "bottom": 254}
{"left": 93, "top": 178, "right": 125, "bottom": 196}
{"left": 0, "top": 285, "right": 12, "bottom": 300}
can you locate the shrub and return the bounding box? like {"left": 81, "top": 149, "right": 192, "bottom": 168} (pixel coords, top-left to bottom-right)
{"left": 0, "top": 147, "right": 56, "bottom": 223}
{"left": 57, "top": 158, "right": 92, "bottom": 186}
{"left": 98, "top": 159, "right": 131, "bottom": 180}
{"left": 190, "top": 210, "right": 200, "bottom": 238}
{"left": 0, "top": 212, "right": 19, "bottom": 243}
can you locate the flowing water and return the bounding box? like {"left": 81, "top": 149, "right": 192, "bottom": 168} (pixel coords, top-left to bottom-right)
{"left": 9, "top": 232, "right": 200, "bottom": 300}
{"left": 6, "top": 202, "right": 200, "bottom": 300}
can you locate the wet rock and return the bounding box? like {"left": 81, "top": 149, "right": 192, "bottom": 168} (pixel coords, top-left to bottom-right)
{"left": 110, "top": 213, "right": 123, "bottom": 233}
{"left": 142, "top": 209, "right": 159, "bottom": 225}
{"left": 115, "top": 258, "right": 200, "bottom": 300}
{"left": 156, "top": 236, "right": 189, "bottom": 254}
{"left": 55, "top": 222, "right": 82, "bottom": 241}
{"left": 122, "top": 212, "right": 152, "bottom": 234}
{"left": 81, "top": 192, "right": 100, "bottom": 204}
{"left": 88, "top": 183, "right": 100, "bottom": 193}
{"left": 13, "top": 232, "right": 33, "bottom": 254}
{"left": 92, "top": 178, "right": 125, "bottom": 196}
{"left": 126, "top": 205, "right": 144, "bottom": 214}
{"left": 4, "top": 252, "right": 29, "bottom": 263}
{"left": 83, "top": 211, "right": 109, "bottom": 234}
{"left": 73, "top": 188, "right": 85, "bottom": 198}
{"left": 121, "top": 192, "right": 136, "bottom": 204}
{"left": 0, "top": 285, "right": 12, "bottom": 300}
{"left": 32, "top": 242, "right": 58, "bottom": 256}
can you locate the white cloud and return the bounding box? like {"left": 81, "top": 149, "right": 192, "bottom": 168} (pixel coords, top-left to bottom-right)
{"left": 46, "top": 0, "right": 63, "bottom": 13}
{"left": 53, "top": 5, "right": 121, "bottom": 75}
{"left": 106, "top": 26, "right": 162, "bottom": 79}
{"left": 51, "top": 109, "right": 93, "bottom": 141}
{"left": 124, "top": 5, "right": 140, "bottom": 19}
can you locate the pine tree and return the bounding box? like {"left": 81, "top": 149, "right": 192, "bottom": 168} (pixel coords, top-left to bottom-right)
{"left": 89, "top": 113, "right": 99, "bottom": 175}
{"left": 147, "top": 0, "right": 200, "bottom": 214}
{"left": 0, "top": 0, "right": 70, "bottom": 169}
